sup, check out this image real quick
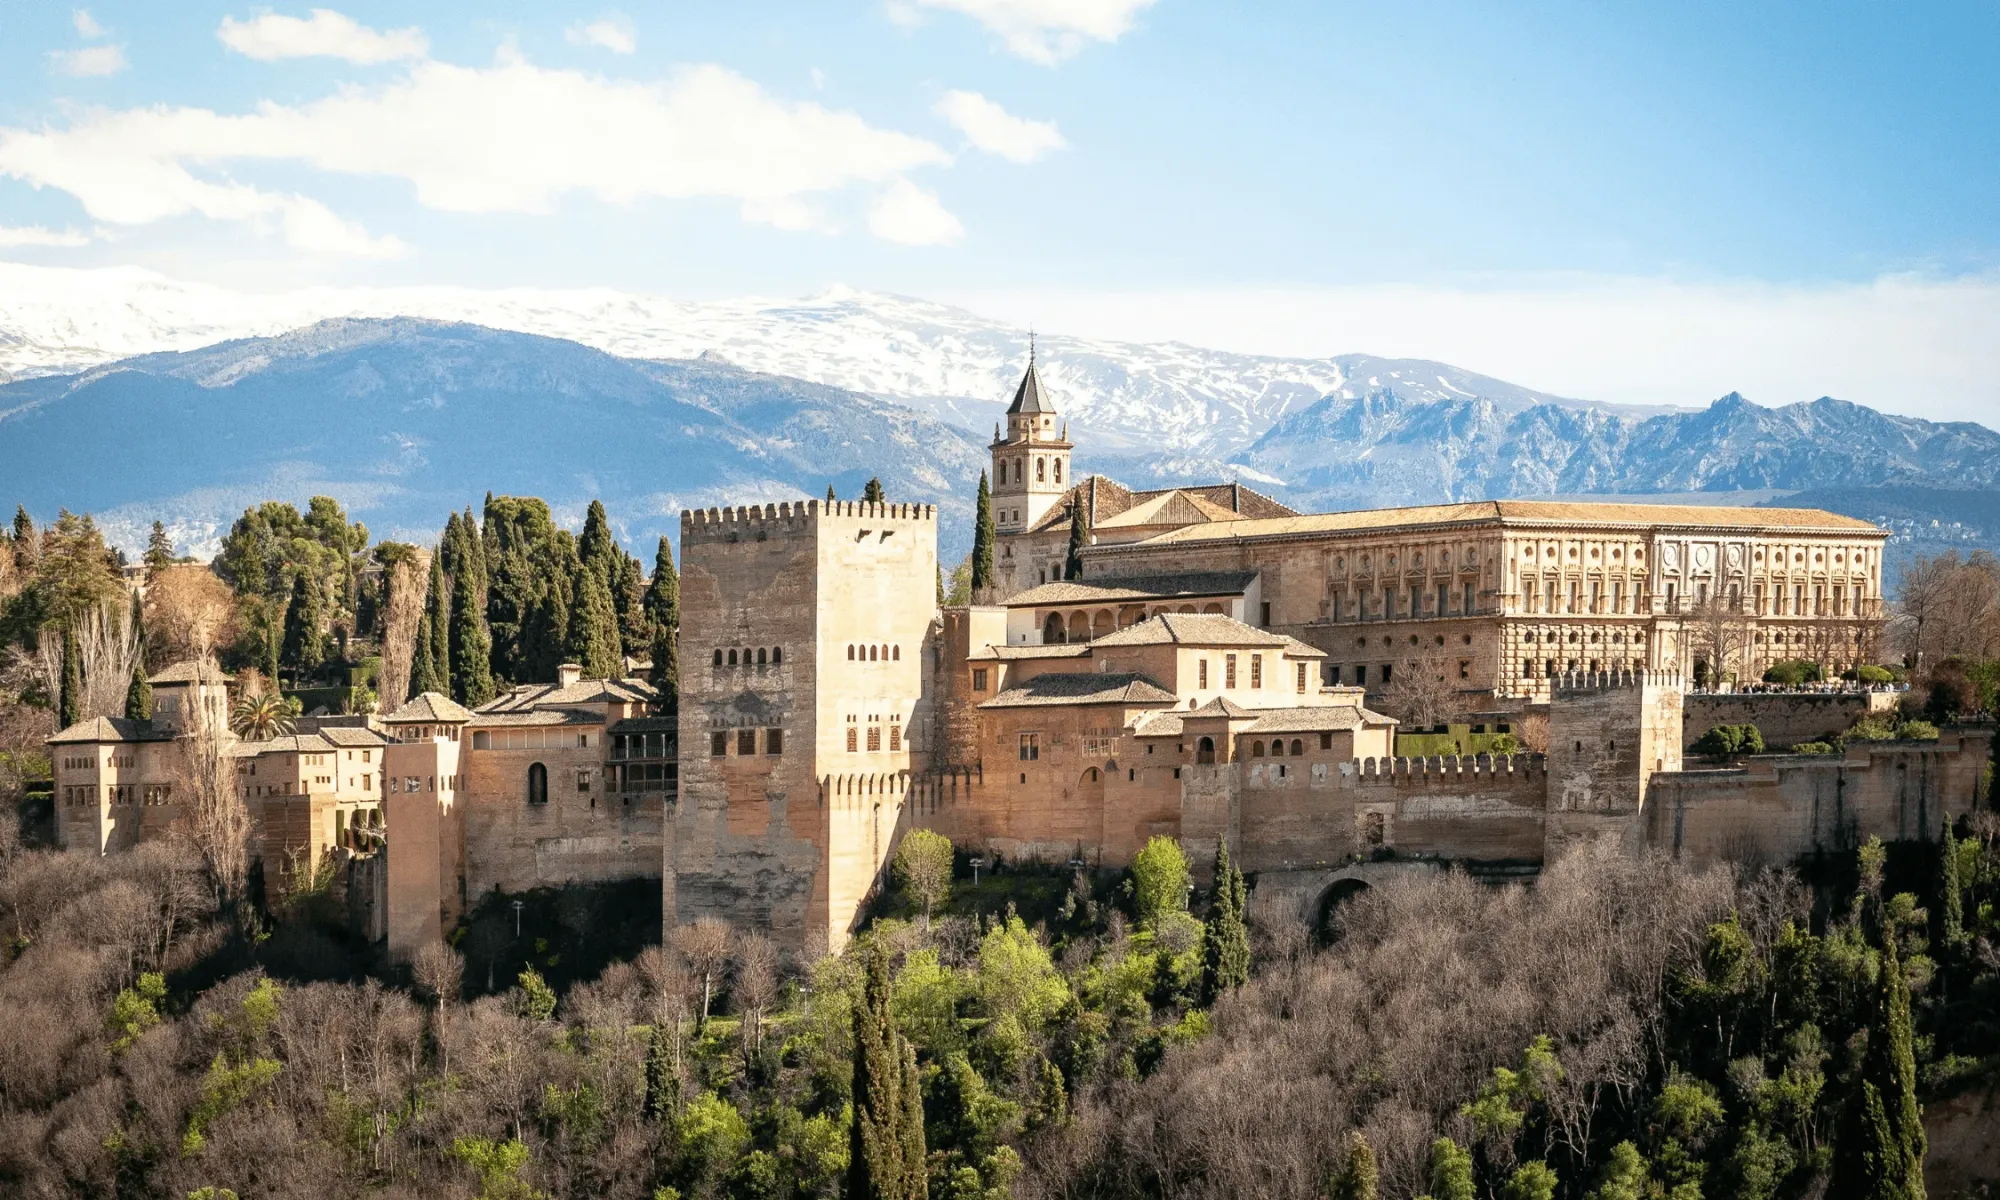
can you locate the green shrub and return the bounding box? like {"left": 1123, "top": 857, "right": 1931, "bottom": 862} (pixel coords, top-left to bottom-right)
{"left": 1894, "top": 720, "right": 1940, "bottom": 742}
{"left": 1845, "top": 716, "right": 1899, "bottom": 741}
{"left": 1762, "top": 660, "right": 1822, "bottom": 686}
{"left": 1692, "top": 724, "right": 1763, "bottom": 756}
{"left": 1789, "top": 742, "right": 1836, "bottom": 755}
{"left": 1856, "top": 665, "right": 1895, "bottom": 684}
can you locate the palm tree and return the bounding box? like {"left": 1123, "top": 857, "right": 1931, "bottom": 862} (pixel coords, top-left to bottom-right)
{"left": 230, "top": 692, "right": 295, "bottom": 741}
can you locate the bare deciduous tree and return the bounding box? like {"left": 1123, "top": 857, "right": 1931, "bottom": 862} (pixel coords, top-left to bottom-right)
{"left": 669, "top": 916, "right": 733, "bottom": 1031}
{"left": 170, "top": 659, "right": 251, "bottom": 924}
{"left": 734, "top": 931, "right": 780, "bottom": 1061}
{"left": 1380, "top": 646, "right": 1461, "bottom": 729}
{"left": 1686, "top": 594, "right": 1752, "bottom": 686}
{"left": 143, "top": 565, "right": 238, "bottom": 667}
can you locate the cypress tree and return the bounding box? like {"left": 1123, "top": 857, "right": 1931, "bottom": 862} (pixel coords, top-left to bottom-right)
{"left": 462, "top": 506, "right": 488, "bottom": 605}
{"left": 280, "top": 572, "right": 325, "bottom": 680}
{"left": 862, "top": 477, "right": 885, "bottom": 503}
{"left": 566, "top": 564, "right": 621, "bottom": 681}
{"left": 438, "top": 511, "right": 465, "bottom": 582}
{"left": 827, "top": 484, "right": 837, "bottom": 502}
{"left": 427, "top": 551, "right": 451, "bottom": 691}
{"left": 970, "top": 470, "right": 995, "bottom": 595}
{"left": 411, "top": 554, "right": 448, "bottom": 697}
{"left": 128, "top": 588, "right": 147, "bottom": 671}
{"left": 58, "top": 623, "right": 82, "bottom": 729}
{"left": 936, "top": 564, "right": 946, "bottom": 608}
{"left": 615, "top": 551, "right": 648, "bottom": 659}
{"left": 579, "top": 499, "right": 618, "bottom": 589}
{"left": 643, "top": 1022, "right": 676, "bottom": 1124}
{"left": 1063, "top": 499, "right": 1090, "bottom": 580}
{"left": 1201, "top": 840, "right": 1252, "bottom": 1004}
{"left": 1939, "top": 826, "right": 1965, "bottom": 951}
{"left": 1833, "top": 931, "right": 1927, "bottom": 1200}
{"left": 124, "top": 663, "right": 152, "bottom": 721}
{"left": 644, "top": 536, "right": 679, "bottom": 703}
{"left": 449, "top": 562, "right": 496, "bottom": 707}
{"left": 848, "top": 944, "right": 927, "bottom": 1200}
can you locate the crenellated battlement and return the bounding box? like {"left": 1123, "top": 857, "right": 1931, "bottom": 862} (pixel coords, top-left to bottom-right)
{"left": 1351, "top": 752, "right": 1546, "bottom": 785}
{"left": 1551, "top": 669, "right": 1683, "bottom": 694}
{"left": 681, "top": 499, "right": 937, "bottom": 543}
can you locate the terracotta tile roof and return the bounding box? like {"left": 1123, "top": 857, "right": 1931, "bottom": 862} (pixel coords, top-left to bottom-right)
{"left": 1246, "top": 706, "right": 1398, "bottom": 732}
{"left": 317, "top": 726, "right": 390, "bottom": 747}
{"left": 1003, "top": 570, "right": 1258, "bottom": 607}
{"left": 231, "top": 733, "right": 338, "bottom": 756}
{"left": 468, "top": 708, "right": 606, "bottom": 727}
{"left": 48, "top": 716, "right": 176, "bottom": 744}
{"left": 607, "top": 715, "right": 679, "bottom": 735}
{"left": 478, "top": 676, "right": 655, "bottom": 713}
{"left": 384, "top": 692, "right": 475, "bottom": 723}
{"left": 976, "top": 644, "right": 1094, "bottom": 661}
{"left": 1091, "top": 612, "right": 1322, "bottom": 654}
{"left": 979, "top": 672, "right": 1177, "bottom": 709}
{"left": 1113, "top": 500, "right": 1883, "bottom": 547}
{"left": 1187, "top": 696, "right": 1257, "bottom": 719}
{"left": 1023, "top": 476, "right": 1298, "bottom": 535}
{"left": 1093, "top": 490, "right": 1248, "bottom": 531}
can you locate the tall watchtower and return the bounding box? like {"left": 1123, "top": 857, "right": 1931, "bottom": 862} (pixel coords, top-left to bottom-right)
{"left": 671, "top": 499, "right": 939, "bottom": 953}
{"left": 989, "top": 347, "right": 1074, "bottom": 536}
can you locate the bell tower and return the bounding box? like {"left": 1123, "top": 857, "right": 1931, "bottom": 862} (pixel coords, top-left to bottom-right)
{"left": 989, "top": 340, "right": 1073, "bottom": 535}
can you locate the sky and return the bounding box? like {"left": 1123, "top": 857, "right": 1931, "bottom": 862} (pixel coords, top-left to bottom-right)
{"left": 2, "top": 1, "right": 1998, "bottom": 420}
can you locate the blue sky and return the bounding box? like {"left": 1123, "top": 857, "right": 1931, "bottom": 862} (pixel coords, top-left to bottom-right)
{"left": 3, "top": 1, "right": 1998, "bottom": 418}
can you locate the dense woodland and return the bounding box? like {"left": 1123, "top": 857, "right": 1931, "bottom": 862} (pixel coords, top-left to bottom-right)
{"left": 0, "top": 501, "right": 1997, "bottom": 1198}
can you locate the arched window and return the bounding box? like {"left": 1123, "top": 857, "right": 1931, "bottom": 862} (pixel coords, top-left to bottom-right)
{"left": 1044, "top": 612, "right": 1065, "bottom": 644}
{"left": 847, "top": 645, "right": 856, "bottom": 660}
{"left": 1291, "top": 739, "right": 1304, "bottom": 756}
{"left": 1251, "top": 741, "right": 1266, "bottom": 757}
{"left": 1197, "top": 736, "right": 1216, "bottom": 765}
{"left": 713, "top": 649, "right": 723, "bottom": 666}
{"left": 757, "top": 648, "right": 767, "bottom": 665}
{"left": 728, "top": 649, "right": 738, "bottom": 665}
{"left": 868, "top": 645, "right": 878, "bottom": 661}
{"left": 880, "top": 644, "right": 889, "bottom": 660}
{"left": 1054, "top": 460, "right": 1063, "bottom": 483}
{"left": 1268, "top": 739, "right": 1283, "bottom": 757}
{"left": 527, "top": 763, "right": 548, "bottom": 805}
{"left": 891, "top": 645, "right": 900, "bottom": 661}
{"left": 772, "top": 647, "right": 783, "bottom": 664}
{"left": 1036, "top": 458, "right": 1046, "bottom": 482}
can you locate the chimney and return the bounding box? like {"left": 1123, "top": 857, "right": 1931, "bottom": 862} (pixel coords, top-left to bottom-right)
{"left": 557, "top": 662, "right": 583, "bottom": 688}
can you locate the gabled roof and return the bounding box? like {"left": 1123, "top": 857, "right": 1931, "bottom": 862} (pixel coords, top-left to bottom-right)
{"left": 1002, "top": 570, "right": 1258, "bottom": 608}
{"left": 980, "top": 671, "right": 1176, "bottom": 709}
{"left": 148, "top": 661, "right": 232, "bottom": 685}
{"left": 1090, "top": 612, "right": 1324, "bottom": 655}
{"left": 477, "top": 676, "right": 655, "bottom": 714}
{"left": 975, "top": 643, "right": 1094, "bottom": 661}
{"left": 1093, "top": 490, "right": 1248, "bottom": 531}
{"left": 1007, "top": 360, "right": 1055, "bottom": 415}
{"left": 48, "top": 716, "right": 176, "bottom": 745}
{"left": 468, "top": 708, "right": 607, "bottom": 728}
{"left": 1023, "top": 477, "right": 1298, "bottom": 535}
{"left": 317, "top": 725, "right": 390, "bottom": 747}
{"left": 231, "top": 733, "right": 337, "bottom": 756}
{"left": 1186, "top": 696, "right": 1258, "bottom": 719}
{"left": 385, "top": 692, "right": 475, "bottom": 724}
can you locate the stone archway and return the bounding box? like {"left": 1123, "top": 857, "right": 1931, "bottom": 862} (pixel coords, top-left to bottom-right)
{"left": 1315, "top": 878, "right": 1372, "bottom": 945}
{"left": 1245, "top": 860, "right": 1444, "bottom": 934}
{"left": 1044, "top": 612, "right": 1066, "bottom": 644}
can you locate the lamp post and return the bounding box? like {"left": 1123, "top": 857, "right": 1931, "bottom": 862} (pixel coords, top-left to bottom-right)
{"left": 511, "top": 899, "right": 524, "bottom": 939}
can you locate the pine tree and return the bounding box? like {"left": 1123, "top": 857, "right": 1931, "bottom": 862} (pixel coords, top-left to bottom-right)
{"left": 411, "top": 555, "right": 448, "bottom": 697}
{"left": 1201, "top": 840, "right": 1252, "bottom": 1003}
{"left": 11, "top": 505, "right": 31, "bottom": 545}
{"left": 144, "top": 520, "right": 174, "bottom": 578}
{"left": 449, "top": 562, "right": 496, "bottom": 707}
{"left": 124, "top": 663, "right": 153, "bottom": 721}
{"left": 1330, "top": 1132, "right": 1380, "bottom": 1200}
{"left": 566, "top": 564, "right": 621, "bottom": 681}
{"left": 1832, "top": 930, "right": 1927, "bottom": 1200}
{"left": 58, "top": 623, "right": 82, "bottom": 729}
{"left": 848, "top": 944, "right": 928, "bottom": 1200}
{"left": 1063, "top": 499, "right": 1090, "bottom": 580}
{"left": 862, "top": 477, "right": 885, "bottom": 503}
{"left": 970, "top": 470, "right": 995, "bottom": 596}
{"left": 280, "top": 572, "right": 325, "bottom": 681}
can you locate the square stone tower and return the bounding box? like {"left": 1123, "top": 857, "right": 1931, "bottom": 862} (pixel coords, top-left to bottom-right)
{"left": 1543, "top": 669, "right": 1685, "bottom": 852}
{"left": 989, "top": 354, "right": 1073, "bottom": 536}
{"left": 670, "top": 499, "right": 939, "bottom": 952}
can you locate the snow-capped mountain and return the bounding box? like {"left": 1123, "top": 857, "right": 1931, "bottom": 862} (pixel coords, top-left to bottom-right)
{"left": 0, "top": 263, "right": 1648, "bottom": 461}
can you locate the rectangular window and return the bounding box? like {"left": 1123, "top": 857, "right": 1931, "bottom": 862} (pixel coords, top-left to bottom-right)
{"left": 1381, "top": 663, "right": 1394, "bottom": 683}
{"left": 1250, "top": 655, "right": 1262, "bottom": 688}
{"left": 711, "top": 731, "right": 728, "bottom": 757}
{"left": 766, "top": 728, "right": 783, "bottom": 756}
{"left": 867, "top": 726, "right": 882, "bottom": 752}
{"left": 1438, "top": 584, "right": 1449, "bottom": 615}
{"left": 576, "top": 768, "right": 592, "bottom": 793}
{"left": 1296, "top": 662, "right": 1308, "bottom": 693}
{"left": 1464, "top": 582, "right": 1476, "bottom": 614}
{"left": 738, "top": 728, "right": 757, "bottom": 756}
{"left": 971, "top": 668, "right": 988, "bottom": 692}
{"left": 1198, "top": 659, "right": 1209, "bottom": 688}
{"left": 1225, "top": 654, "right": 1238, "bottom": 688}
{"left": 1410, "top": 585, "right": 1422, "bottom": 616}
{"left": 1327, "top": 663, "right": 1342, "bottom": 686}
{"left": 1018, "top": 732, "right": 1040, "bottom": 761}
{"left": 1320, "top": 732, "right": 1333, "bottom": 750}
{"left": 1611, "top": 582, "right": 1623, "bottom": 614}
{"left": 1459, "top": 659, "right": 1472, "bottom": 680}
{"left": 1260, "top": 601, "right": 1272, "bottom": 627}
{"left": 1331, "top": 593, "right": 1342, "bottom": 622}
{"left": 1354, "top": 664, "right": 1367, "bottom": 685}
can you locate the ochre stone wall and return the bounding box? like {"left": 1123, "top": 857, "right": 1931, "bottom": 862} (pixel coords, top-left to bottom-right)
{"left": 1646, "top": 727, "right": 1991, "bottom": 864}
{"left": 1681, "top": 691, "right": 1894, "bottom": 751}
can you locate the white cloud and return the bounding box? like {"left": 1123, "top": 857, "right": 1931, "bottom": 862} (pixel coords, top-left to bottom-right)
{"left": 0, "top": 57, "right": 950, "bottom": 253}
{"left": 945, "top": 273, "right": 2000, "bottom": 426}
{"left": 869, "top": 178, "right": 963, "bottom": 245}
{"left": 566, "top": 16, "right": 637, "bottom": 55}
{"left": 217, "top": 9, "right": 428, "bottom": 64}
{"left": 934, "top": 90, "right": 1064, "bottom": 162}
{"left": 49, "top": 43, "right": 127, "bottom": 77}
{"left": 72, "top": 9, "right": 106, "bottom": 38}
{"left": 897, "top": 0, "right": 1157, "bottom": 64}
{"left": 0, "top": 224, "right": 91, "bottom": 248}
